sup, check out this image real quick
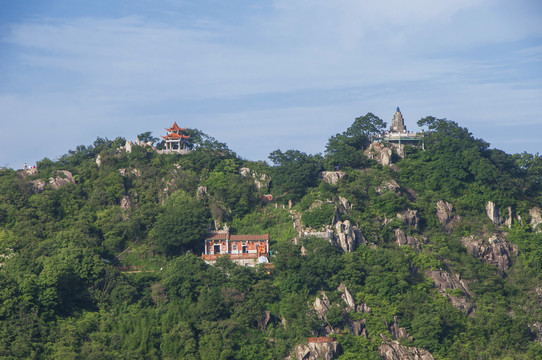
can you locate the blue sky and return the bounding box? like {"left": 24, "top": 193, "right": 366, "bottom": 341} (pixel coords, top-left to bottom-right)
{"left": 1, "top": 0, "right": 541, "bottom": 169}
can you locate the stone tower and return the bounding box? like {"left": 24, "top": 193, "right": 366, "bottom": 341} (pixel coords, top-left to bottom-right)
{"left": 390, "top": 107, "right": 406, "bottom": 133}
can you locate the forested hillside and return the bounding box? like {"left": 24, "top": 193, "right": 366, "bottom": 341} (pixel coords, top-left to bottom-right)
{"left": 1, "top": 114, "right": 542, "bottom": 359}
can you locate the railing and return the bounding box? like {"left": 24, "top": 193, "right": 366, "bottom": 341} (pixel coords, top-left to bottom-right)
{"left": 308, "top": 337, "right": 335, "bottom": 343}
{"left": 202, "top": 253, "right": 268, "bottom": 261}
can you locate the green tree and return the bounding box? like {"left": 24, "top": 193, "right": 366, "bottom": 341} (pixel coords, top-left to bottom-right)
{"left": 150, "top": 191, "right": 210, "bottom": 256}
{"left": 325, "top": 112, "right": 386, "bottom": 169}
{"left": 268, "top": 150, "right": 323, "bottom": 202}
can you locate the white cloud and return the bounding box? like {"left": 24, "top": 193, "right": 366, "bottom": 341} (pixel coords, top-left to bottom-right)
{"left": 0, "top": 0, "right": 541, "bottom": 167}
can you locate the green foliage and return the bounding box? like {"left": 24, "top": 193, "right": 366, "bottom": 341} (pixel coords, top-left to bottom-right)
{"left": 301, "top": 202, "right": 335, "bottom": 229}
{"left": 325, "top": 112, "right": 386, "bottom": 169}
{"left": 1, "top": 121, "right": 542, "bottom": 359}
{"left": 150, "top": 191, "right": 210, "bottom": 256}
{"left": 268, "top": 149, "right": 323, "bottom": 202}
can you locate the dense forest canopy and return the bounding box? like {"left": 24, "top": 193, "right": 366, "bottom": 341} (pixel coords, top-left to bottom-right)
{"left": 1, "top": 113, "right": 542, "bottom": 359}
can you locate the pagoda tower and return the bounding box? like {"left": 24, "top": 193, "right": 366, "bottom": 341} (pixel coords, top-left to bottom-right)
{"left": 390, "top": 107, "right": 407, "bottom": 133}
{"left": 161, "top": 122, "right": 191, "bottom": 153}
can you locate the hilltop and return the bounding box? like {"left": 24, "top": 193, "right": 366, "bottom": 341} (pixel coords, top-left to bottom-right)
{"left": 1, "top": 112, "right": 542, "bottom": 359}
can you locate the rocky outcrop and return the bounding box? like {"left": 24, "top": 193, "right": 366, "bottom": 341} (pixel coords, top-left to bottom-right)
{"left": 49, "top": 170, "right": 76, "bottom": 190}
{"left": 292, "top": 341, "right": 341, "bottom": 360}
{"left": 239, "top": 167, "right": 271, "bottom": 191}
{"left": 124, "top": 140, "right": 133, "bottom": 153}
{"left": 337, "top": 196, "right": 352, "bottom": 213}
{"left": 365, "top": 142, "right": 393, "bottom": 166}
{"left": 320, "top": 171, "right": 347, "bottom": 185}
{"left": 397, "top": 209, "right": 419, "bottom": 230}
{"left": 337, "top": 283, "right": 355, "bottom": 312}
{"left": 379, "top": 341, "right": 434, "bottom": 360}
{"left": 394, "top": 229, "right": 424, "bottom": 251}
{"left": 436, "top": 200, "right": 460, "bottom": 231}
{"left": 376, "top": 179, "right": 400, "bottom": 194}
{"left": 530, "top": 207, "right": 542, "bottom": 230}
{"left": 426, "top": 269, "right": 474, "bottom": 314}
{"left": 31, "top": 179, "right": 47, "bottom": 193}
{"left": 389, "top": 316, "right": 412, "bottom": 341}
{"left": 461, "top": 233, "right": 517, "bottom": 272}
{"left": 119, "top": 168, "right": 141, "bottom": 177}
{"left": 96, "top": 154, "right": 102, "bottom": 167}
{"left": 333, "top": 220, "right": 365, "bottom": 252}
{"left": 121, "top": 195, "right": 133, "bottom": 210}
{"left": 486, "top": 201, "right": 502, "bottom": 225}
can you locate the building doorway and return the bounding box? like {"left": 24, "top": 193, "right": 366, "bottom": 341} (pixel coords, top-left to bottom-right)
{"left": 214, "top": 244, "right": 221, "bottom": 254}
{"left": 242, "top": 244, "right": 247, "bottom": 254}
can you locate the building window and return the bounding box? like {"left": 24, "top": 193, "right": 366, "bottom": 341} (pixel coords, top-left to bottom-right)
{"left": 232, "top": 244, "right": 237, "bottom": 251}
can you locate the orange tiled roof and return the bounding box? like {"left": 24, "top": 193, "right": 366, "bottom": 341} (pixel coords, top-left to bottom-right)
{"left": 166, "top": 121, "right": 185, "bottom": 132}
{"left": 207, "top": 233, "right": 229, "bottom": 240}
{"left": 205, "top": 233, "right": 269, "bottom": 241}
{"left": 161, "top": 133, "right": 190, "bottom": 140}
{"left": 230, "top": 234, "right": 269, "bottom": 241}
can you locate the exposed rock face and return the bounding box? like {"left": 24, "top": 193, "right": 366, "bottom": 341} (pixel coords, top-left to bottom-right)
{"left": 124, "top": 140, "right": 133, "bottom": 153}
{"left": 436, "top": 200, "right": 460, "bottom": 231}
{"left": 426, "top": 269, "right": 474, "bottom": 314}
{"left": 31, "top": 179, "right": 47, "bottom": 193}
{"left": 461, "top": 233, "right": 517, "bottom": 272}
{"left": 49, "top": 170, "right": 76, "bottom": 190}
{"left": 365, "top": 142, "right": 393, "bottom": 166}
{"left": 337, "top": 196, "right": 352, "bottom": 213}
{"left": 504, "top": 206, "right": 514, "bottom": 228}
{"left": 389, "top": 316, "right": 412, "bottom": 341}
{"left": 333, "top": 220, "right": 365, "bottom": 252}
{"left": 376, "top": 179, "right": 400, "bottom": 194}
{"left": 486, "top": 201, "right": 502, "bottom": 225}
{"left": 337, "top": 283, "right": 355, "bottom": 312}
{"left": 397, "top": 209, "right": 419, "bottom": 230}
{"left": 320, "top": 171, "right": 347, "bottom": 185}
{"left": 530, "top": 207, "right": 542, "bottom": 230}
{"left": 121, "top": 195, "right": 133, "bottom": 210}
{"left": 313, "top": 292, "right": 331, "bottom": 319}
{"left": 379, "top": 341, "right": 434, "bottom": 360}
{"left": 293, "top": 341, "right": 341, "bottom": 360}
{"left": 119, "top": 168, "right": 141, "bottom": 177}
{"left": 96, "top": 154, "right": 102, "bottom": 167}
{"left": 197, "top": 186, "right": 208, "bottom": 197}
{"left": 394, "top": 229, "right": 424, "bottom": 251}
{"left": 239, "top": 167, "right": 271, "bottom": 191}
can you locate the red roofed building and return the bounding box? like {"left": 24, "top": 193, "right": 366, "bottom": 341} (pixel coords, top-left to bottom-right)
{"left": 161, "top": 121, "right": 191, "bottom": 154}
{"left": 202, "top": 232, "right": 269, "bottom": 267}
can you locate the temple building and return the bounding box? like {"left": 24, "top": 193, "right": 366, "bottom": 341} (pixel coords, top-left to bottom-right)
{"left": 202, "top": 232, "right": 269, "bottom": 267}
{"left": 373, "top": 107, "right": 424, "bottom": 151}
{"left": 160, "top": 122, "right": 191, "bottom": 154}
